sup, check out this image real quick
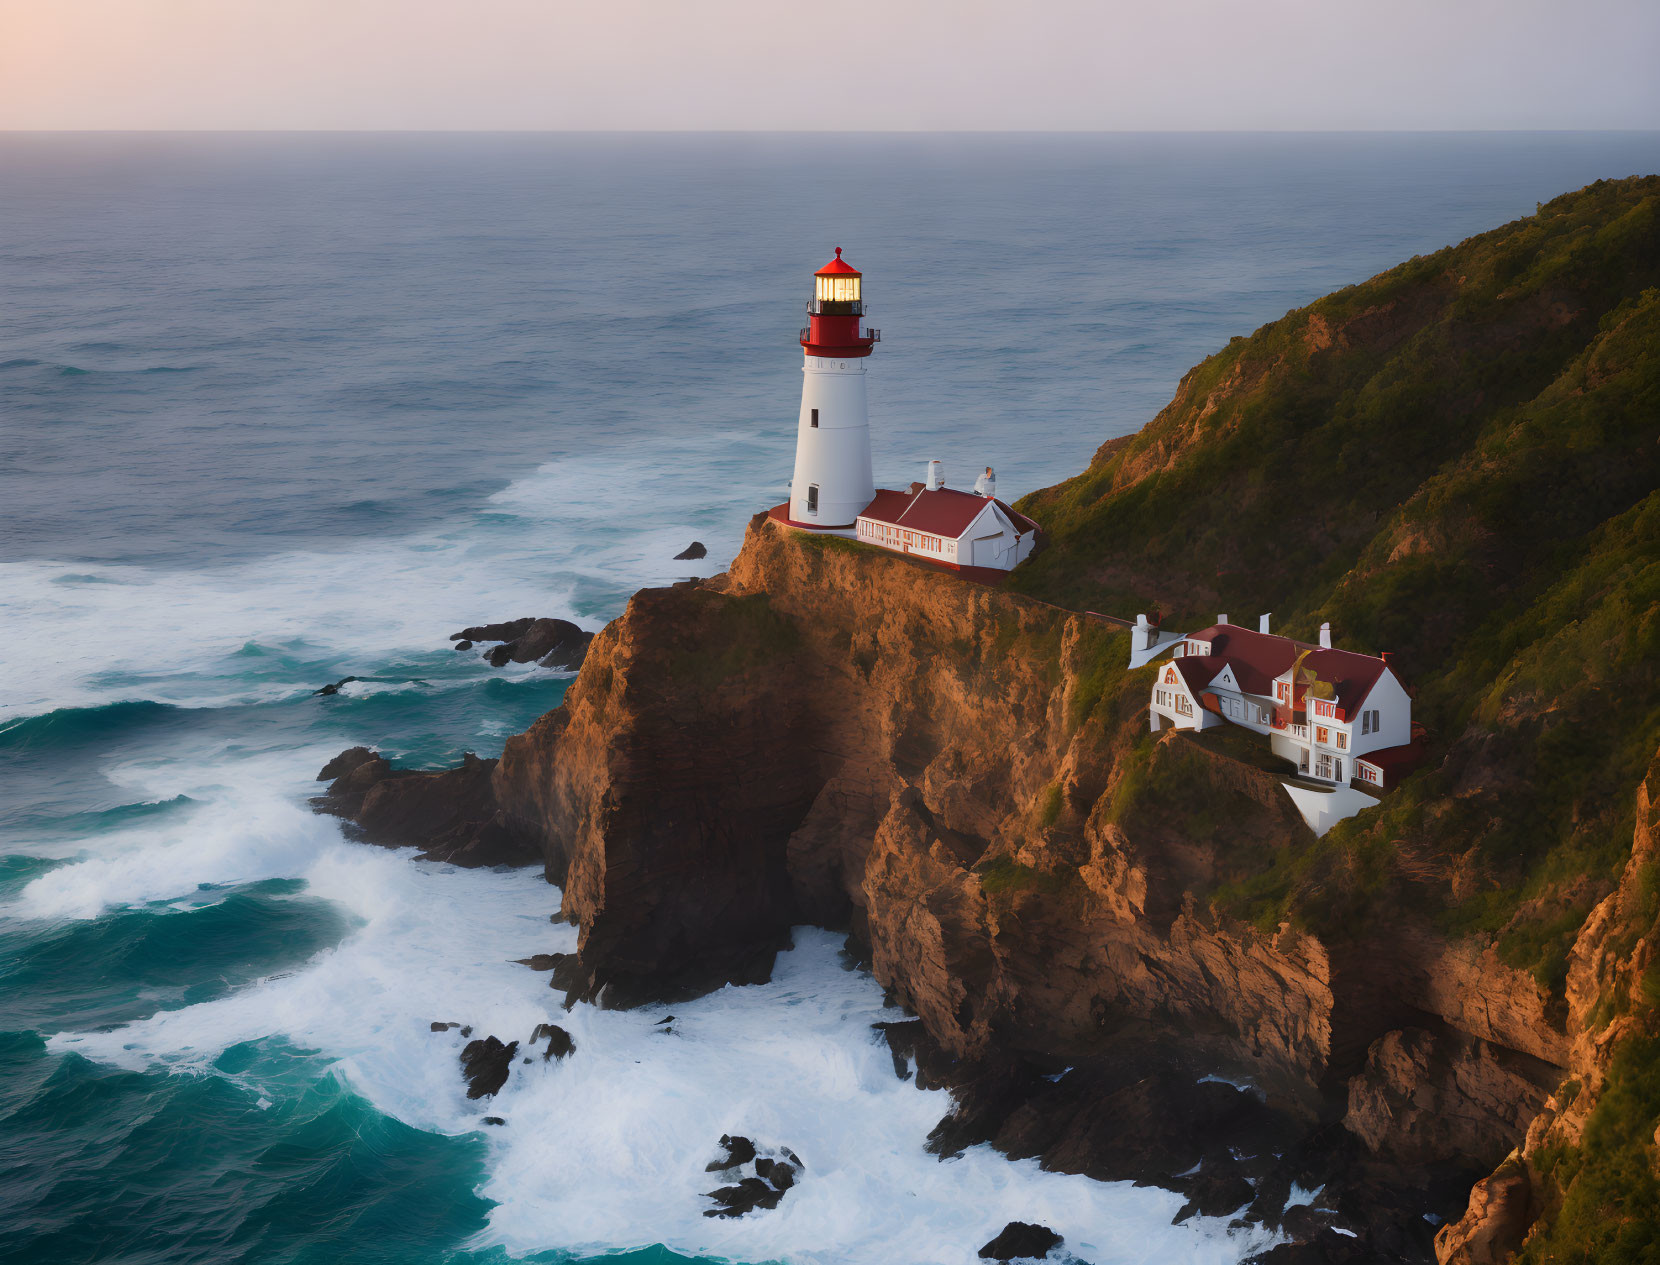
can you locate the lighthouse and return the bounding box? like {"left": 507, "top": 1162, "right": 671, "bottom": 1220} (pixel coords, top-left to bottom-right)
{"left": 788, "top": 248, "right": 880, "bottom": 527}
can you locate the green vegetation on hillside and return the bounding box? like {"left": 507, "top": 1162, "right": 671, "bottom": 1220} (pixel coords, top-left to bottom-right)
{"left": 1006, "top": 177, "right": 1660, "bottom": 1254}
{"left": 1012, "top": 176, "right": 1660, "bottom": 955}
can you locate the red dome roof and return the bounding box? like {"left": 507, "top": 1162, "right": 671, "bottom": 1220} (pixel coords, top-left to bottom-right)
{"left": 815, "top": 246, "right": 860, "bottom": 276}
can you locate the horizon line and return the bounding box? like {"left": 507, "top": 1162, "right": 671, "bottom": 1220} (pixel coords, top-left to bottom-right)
{"left": 4, "top": 127, "right": 1659, "bottom": 137}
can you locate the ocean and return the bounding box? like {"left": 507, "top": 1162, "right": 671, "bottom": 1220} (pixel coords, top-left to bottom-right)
{"left": 3, "top": 131, "right": 1657, "bottom": 1265}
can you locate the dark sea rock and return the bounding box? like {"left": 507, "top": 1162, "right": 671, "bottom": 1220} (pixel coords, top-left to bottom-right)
{"left": 516, "top": 954, "right": 562, "bottom": 971}
{"left": 674, "top": 541, "right": 708, "bottom": 560}
{"left": 430, "top": 1021, "right": 461, "bottom": 1033}
{"left": 705, "top": 1134, "right": 757, "bottom": 1171}
{"left": 754, "top": 1156, "right": 797, "bottom": 1191}
{"left": 978, "top": 1221, "right": 1062, "bottom": 1260}
{"left": 453, "top": 618, "right": 537, "bottom": 643}
{"left": 320, "top": 746, "right": 381, "bottom": 782}
{"left": 454, "top": 617, "right": 592, "bottom": 670}
{"left": 454, "top": 639, "right": 473, "bottom": 651}
{"left": 702, "top": 1176, "right": 783, "bottom": 1218}
{"left": 1172, "top": 1166, "right": 1256, "bottom": 1223}
{"left": 311, "top": 748, "right": 539, "bottom": 867}
{"left": 532, "top": 1022, "right": 575, "bottom": 1060}
{"left": 483, "top": 1116, "right": 506, "bottom": 1126}
{"left": 313, "top": 676, "right": 360, "bottom": 696}
{"left": 460, "top": 1036, "right": 518, "bottom": 1099}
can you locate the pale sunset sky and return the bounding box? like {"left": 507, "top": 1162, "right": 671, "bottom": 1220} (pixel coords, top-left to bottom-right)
{"left": 1, "top": 0, "right": 1656, "bottom": 131}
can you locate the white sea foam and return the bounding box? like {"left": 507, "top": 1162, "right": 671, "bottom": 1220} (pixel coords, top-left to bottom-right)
{"left": 40, "top": 760, "right": 1277, "bottom": 1265}
{"left": 12, "top": 420, "right": 1274, "bottom": 1262}
{"left": 0, "top": 433, "right": 766, "bottom": 723}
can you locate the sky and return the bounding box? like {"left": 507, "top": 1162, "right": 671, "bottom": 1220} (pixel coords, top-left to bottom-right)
{"left": 1, "top": 0, "right": 1656, "bottom": 132}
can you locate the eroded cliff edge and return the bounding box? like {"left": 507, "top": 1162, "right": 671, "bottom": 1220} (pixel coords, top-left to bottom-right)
{"left": 486, "top": 515, "right": 1572, "bottom": 1258}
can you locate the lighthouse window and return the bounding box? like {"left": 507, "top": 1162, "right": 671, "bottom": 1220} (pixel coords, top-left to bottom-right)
{"left": 810, "top": 408, "right": 819, "bottom": 428}
{"left": 815, "top": 275, "right": 861, "bottom": 304}
{"left": 806, "top": 484, "right": 819, "bottom": 513}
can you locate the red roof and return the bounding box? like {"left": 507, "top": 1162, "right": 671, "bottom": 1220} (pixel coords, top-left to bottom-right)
{"left": 860, "top": 489, "right": 915, "bottom": 523}
{"left": 1182, "top": 624, "right": 1391, "bottom": 715}
{"left": 1183, "top": 626, "right": 1300, "bottom": 695}
{"left": 858, "top": 486, "right": 1000, "bottom": 539}
{"left": 816, "top": 246, "right": 860, "bottom": 276}
{"left": 1299, "top": 648, "right": 1389, "bottom": 716}
{"left": 995, "top": 499, "right": 1041, "bottom": 535}
{"left": 1173, "top": 655, "right": 1222, "bottom": 694}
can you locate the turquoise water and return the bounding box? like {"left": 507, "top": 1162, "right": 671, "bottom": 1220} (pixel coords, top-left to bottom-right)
{"left": 4, "top": 133, "right": 1658, "bottom": 1264}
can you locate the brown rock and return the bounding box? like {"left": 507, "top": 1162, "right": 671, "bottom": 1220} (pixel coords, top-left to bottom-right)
{"left": 313, "top": 748, "right": 538, "bottom": 867}
{"left": 1344, "top": 1028, "right": 1556, "bottom": 1169}
{"left": 1434, "top": 1167, "right": 1530, "bottom": 1265}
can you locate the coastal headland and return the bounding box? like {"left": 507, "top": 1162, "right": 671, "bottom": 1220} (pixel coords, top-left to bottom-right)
{"left": 321, "top": 176, "right": 1660, "bottom": 1263}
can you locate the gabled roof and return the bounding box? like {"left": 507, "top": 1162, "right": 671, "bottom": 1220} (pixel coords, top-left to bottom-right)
{"left": 857, "top": 486, "right": 988, "bottom": 538}
{"left": 860, "top": 489, "right": 915, "bottom": 524}
{"left": 1172, "top": 655, "right": 1222, "bottom": 693}
{"left": 858, "top": 486, "right": 1042, "bottom": 541}
{"left": 1183, "top": 623, "right": 1391, "bottom": 714}
{"left": 1298, "top": 648, "right": 1389, "bottom": 716}
{"left": 1183, "top": 626, "right": 1300, "bottom": 696}
{"left": 993, "top": 499, "right": 1041, "bottom": 535}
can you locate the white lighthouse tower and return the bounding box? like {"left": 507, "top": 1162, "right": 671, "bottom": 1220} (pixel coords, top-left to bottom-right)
{"left": 788, "top": 248, "right": 880, "bottom": 527}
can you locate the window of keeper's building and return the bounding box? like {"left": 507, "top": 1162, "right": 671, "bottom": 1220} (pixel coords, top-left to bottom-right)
{"left": 806, "top": 485, "right": 819, "bottom": 513}
{"left": 810, "top": 408, "right": 819, "bottom": 428}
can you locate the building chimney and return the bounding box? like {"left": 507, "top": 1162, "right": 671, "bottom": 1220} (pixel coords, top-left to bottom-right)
{"left": 925, "top": 459, "right": 944, "bottom": 491}
{"left": 974, "top": 466, "right": 996, "bottom": 498}
{"left": 1217, "top": 614, "right": 1229, "bottom": 625}
{"left": 1135, "top": 612, "right": 1152, "bottom": 652}
{"left": 1319, "top": 621, "right": 1332, "bottom": 649}
{"left": 1259, "top": 613, "right": 1271, "bottom": 635}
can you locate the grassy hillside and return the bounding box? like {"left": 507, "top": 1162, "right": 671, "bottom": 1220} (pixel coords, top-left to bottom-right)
{"left": 1012, "top": 177, "right": 1660, "bottom": 1254}
{"left": 1014, "top": 175, "right": 1659, "bottom": 948}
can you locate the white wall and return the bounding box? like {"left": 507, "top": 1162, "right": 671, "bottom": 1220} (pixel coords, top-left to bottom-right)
{"left": 789, "top": 353, "right": 875, "bottom": 527}
{"left": 1350, "top": 669, "right": 1412, "bottom": 755}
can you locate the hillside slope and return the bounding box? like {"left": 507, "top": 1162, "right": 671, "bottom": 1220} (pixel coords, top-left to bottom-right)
{"left": 1012, "top": 176, "right": 1660, "bottom": 1259}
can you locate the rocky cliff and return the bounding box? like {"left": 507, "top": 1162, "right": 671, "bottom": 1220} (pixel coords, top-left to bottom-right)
{"left": 478, "top": 512, "right": 1584, "bottom": 1257}
{"left": 337, "top": 177, "right": 1660, "bottom": 1261}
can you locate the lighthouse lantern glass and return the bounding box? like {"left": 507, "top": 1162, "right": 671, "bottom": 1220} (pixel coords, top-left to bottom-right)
{"left": 816, "top": 274, "right": 860, "bottom": 303}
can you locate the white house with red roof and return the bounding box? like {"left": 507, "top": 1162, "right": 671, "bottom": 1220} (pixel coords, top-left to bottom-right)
{"left": 855, "top": 460, "right": 1039, "bottom": 572}
{"left": 779, "top": 249, "right": 1040, "bottom": 574}
{"left": 1147, "top": 615, "right": 1421, "bottom": 833}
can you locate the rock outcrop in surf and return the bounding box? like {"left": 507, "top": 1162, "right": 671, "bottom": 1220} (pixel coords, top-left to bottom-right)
{"left": 450, "top": 617, "right": 592, "bottom": 670}
{"left": 311, "top": 746, "right": 538, "bottom": 867}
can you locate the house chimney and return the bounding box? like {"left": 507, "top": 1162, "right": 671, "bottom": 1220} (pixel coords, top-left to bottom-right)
{"left": 974, "top": 466, "right": 996, "bottom": 498}
{"left": 1259, "top": 613, "right": 1271, "bottom": 635}
{"left": 1319, "top": 621, "right": 1332, "bottom": 649}
{"left": 1217, "top": 614, "right": 1229, "bottom": 625}
{"left": 1134, "top": 612, "right": 1152, "bottom": 652}
{"left": 925, "top": 459, "right": 944, "bottom": 491}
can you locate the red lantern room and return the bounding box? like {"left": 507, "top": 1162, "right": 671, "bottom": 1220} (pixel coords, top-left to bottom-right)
{"left": 800, "top": 247, "right": 881, "bottom": 358}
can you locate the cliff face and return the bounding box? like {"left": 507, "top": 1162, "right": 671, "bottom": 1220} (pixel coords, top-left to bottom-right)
{"left": 497, "top": 521, "right": 1339, "bottom": 1082}
{"left": 465, "top": 178, "right": 1660, "bottom": 1259}
{"left": 491, "top": 513, "right": 1570, "bottom": 1257}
